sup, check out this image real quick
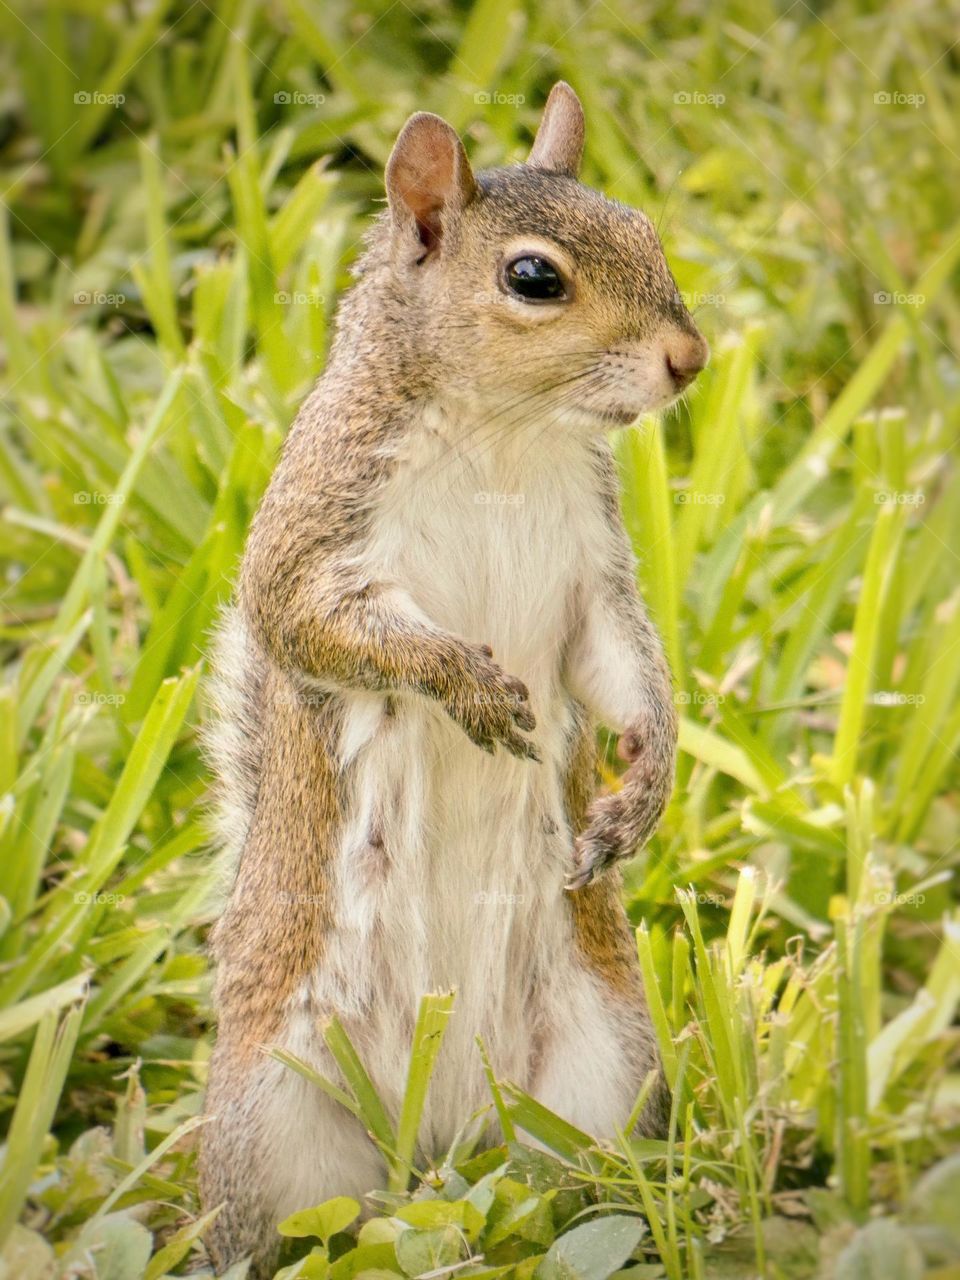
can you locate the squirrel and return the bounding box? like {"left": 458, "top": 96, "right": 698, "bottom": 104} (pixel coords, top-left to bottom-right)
{"left": 198, "top": 82, "right": 708, "bottom": 1278}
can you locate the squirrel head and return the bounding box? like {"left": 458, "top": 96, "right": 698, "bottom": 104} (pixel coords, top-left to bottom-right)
{"left": 373, "top": 82, "right": 708, "bottom": 430}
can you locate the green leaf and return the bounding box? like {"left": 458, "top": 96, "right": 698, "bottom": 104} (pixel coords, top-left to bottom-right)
{"left": 759, "top": 1216, "right": 819, "bottom": 1276}
{"left": 396, "top": 1199, "right": 485, "bottom": 1239}
{"left": 391, "top": 991, "right": 456, "bottom": 1191}
{"left": 323, "top": 1016, "right": 397, "bottom": 1156}
{"left": 537, "top": 1216, "right": 646, "bottom": 1280}
{"left": 771, "top": 222, "right": 960, "bottom": 519}
{"left": 834, "top": 1219, "right": 924, "bottom": 1280}
{"left": 143, "top": 1205, "right": 222, "bottom": 1280}
{"left": 329, "top": 1242, "right": 400, "bottom": 1279}
{"left": 500, "top": 1087, "right": 595, "bottom": 1162}
{"left": 0, "top": 1224, "right": 55, "bottom": 1280}
{"left": 0, "top": 1002, "right": 84, "bottom": 1243}
{"left": 484, "top": 1189, "right": 553, "bottom": 1250}
{"left": 677, "top": 717, "right": 766, "bottom": 794}
{"left": 89, "top": 1114, "right": 209, "bottom": 1230}
{"left": 279, "top": 1197, "right": 361, "bottom": 1242}
{"left": 0, "top": 668, "right": 198, "bottom": 1005}
{"left": 395, "top": 1225, "right": 464, "bottom": 1277}
{"left": 73, "top": 1213, "right": 152, "bottom": 1280}
{"left": 906, "top": 1154, "right": 960, "bottom": 1248}
{"left": 52, "top": 370, "right": 184, "bottom": 636}
{"left": 0, "top": 973, "right": 89, "bottom": 1044}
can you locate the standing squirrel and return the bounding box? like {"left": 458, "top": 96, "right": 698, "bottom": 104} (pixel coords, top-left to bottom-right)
{"left": 199, "top": 82, "right": 708, "bottom": 1277}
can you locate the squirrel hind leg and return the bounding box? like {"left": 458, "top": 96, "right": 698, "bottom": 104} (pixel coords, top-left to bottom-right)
{"left": 199, "top": 1074, "right": 282, "bottom": 1279}
{"left": 530, "top": 958, "right": 665, "bottom": 1141}
{"left": 200, "top": 1036, "right": 386, "bottom": 1276}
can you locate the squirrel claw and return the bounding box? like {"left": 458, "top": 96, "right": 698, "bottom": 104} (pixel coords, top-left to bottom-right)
{"left": 503, "top": 732, "right": 541, "bottom": 763}
{"left": 565, "top": 858, "right": 604, "bottom": 891}
{"left": 567, "top": 827, "right": 618, "bottom": 890}
{"left": 565, "top": 864, "right": 606, "bottom": 892}
{"left": 503, "top": 675, "right": 530, "bottom": 703}
{"left": 565, "top": 841, "right": 614, "bottom": 889}
{"left": 514, "top": 706, "right": 536, "bottom": 733}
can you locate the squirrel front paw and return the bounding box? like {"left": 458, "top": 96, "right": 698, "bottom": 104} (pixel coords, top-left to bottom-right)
{"left": 444, "top": 643, "right": 540, "bottom": 761}
{"left": 566, "top": 722, "right": 674, "bottom": 889}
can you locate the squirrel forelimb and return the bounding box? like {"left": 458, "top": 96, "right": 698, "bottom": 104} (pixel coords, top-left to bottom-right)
{"left": 563, "top": 468, "right": 679, "bottom": 888}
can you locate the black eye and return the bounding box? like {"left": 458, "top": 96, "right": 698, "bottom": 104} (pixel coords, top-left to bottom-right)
{"left": 504, "top": 255, "right": 567, "bottom": 302}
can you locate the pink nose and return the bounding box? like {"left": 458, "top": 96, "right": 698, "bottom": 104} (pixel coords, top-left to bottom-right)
{"left": 664, "top": 330, "right": 709, "bottom": 391}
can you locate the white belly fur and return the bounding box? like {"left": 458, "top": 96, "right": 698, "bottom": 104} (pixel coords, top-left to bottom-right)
{"left": 289, "top": 422, "right": 631, "bottom": 1146}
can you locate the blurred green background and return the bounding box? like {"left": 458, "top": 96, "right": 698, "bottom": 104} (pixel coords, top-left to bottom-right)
{"left": 0, "top": 1, "right": 959, "bottom": 1277}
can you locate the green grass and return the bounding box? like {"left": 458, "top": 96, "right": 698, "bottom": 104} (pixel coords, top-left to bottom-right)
{"left": 0, "top": 0, "right": 958, "bottom": 1277}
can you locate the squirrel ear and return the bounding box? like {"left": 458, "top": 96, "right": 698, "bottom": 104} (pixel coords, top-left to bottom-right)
{"left": 386, "top": 112, "right": 477, "bottom": 254}
{"left": 527, "top": 82, "right": 584, "bottom": 178}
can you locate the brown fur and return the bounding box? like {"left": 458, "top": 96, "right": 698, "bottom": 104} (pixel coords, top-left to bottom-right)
{"left": 209, "top": 677, "right": 341, "bottom": 1050}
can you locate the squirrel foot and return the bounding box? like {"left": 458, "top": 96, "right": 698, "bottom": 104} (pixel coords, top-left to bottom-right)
{"left": 446, "top": 643, "right": 540, "bottom": 762}
{"left": 566, "top": 724, "right": 672, "bottom": 890}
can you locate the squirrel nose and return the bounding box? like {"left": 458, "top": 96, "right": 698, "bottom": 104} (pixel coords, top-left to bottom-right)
{"left": 664, "top": 331, "right": 709, "bottom": 391}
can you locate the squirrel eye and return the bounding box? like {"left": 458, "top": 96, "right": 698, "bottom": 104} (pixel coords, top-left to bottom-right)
{"left": 503, "top": 255, "right": 567, "bottom": 303}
